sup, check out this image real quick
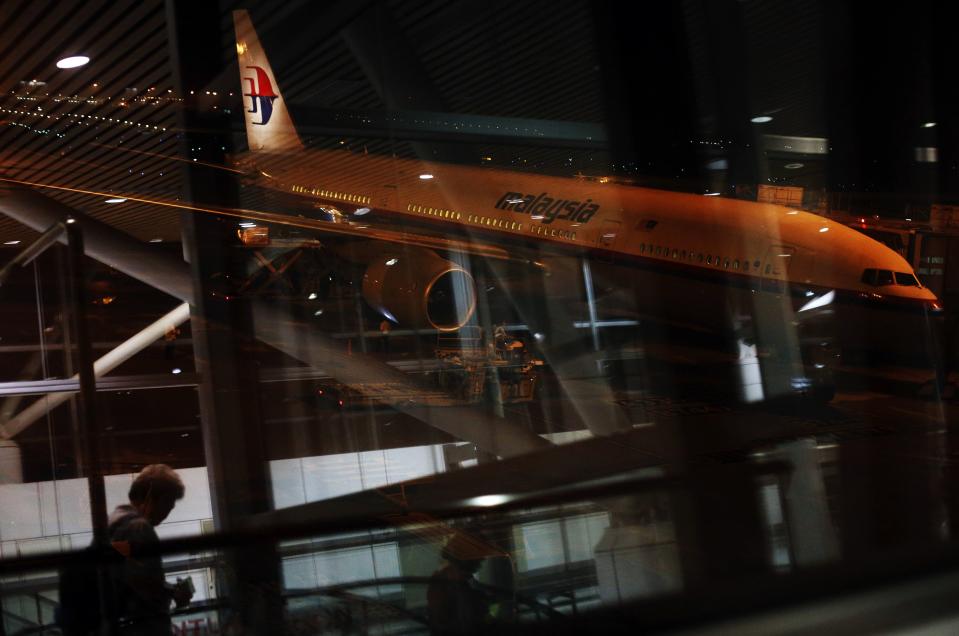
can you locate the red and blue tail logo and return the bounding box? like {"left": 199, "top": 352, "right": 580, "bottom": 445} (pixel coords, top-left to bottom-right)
{"left": 242, "top": 66, "right": 278, "bottom": 126}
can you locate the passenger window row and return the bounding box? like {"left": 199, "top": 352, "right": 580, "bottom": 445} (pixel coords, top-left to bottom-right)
{"left": 861, "top": 268, "right": 921, "bottom": 287}
{"left": 639, "top": 243, "right": 761, "bottom": 273}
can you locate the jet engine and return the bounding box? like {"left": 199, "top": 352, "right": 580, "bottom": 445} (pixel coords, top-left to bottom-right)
{"left": 362, "top": 249, "right": 477, "bottom": 331}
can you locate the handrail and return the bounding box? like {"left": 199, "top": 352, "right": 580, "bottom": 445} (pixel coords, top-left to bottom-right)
{"left": 0, "top": 465, "right": 701, "bottom": 576}
{"left": 283, "top": 575, "right": 569, "bottom": 622}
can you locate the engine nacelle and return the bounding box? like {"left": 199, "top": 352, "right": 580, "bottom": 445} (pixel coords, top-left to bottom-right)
{"left": 362, "top": 249, "right": 476, "bottom": 331}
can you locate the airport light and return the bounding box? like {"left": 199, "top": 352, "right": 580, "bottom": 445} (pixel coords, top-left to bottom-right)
{"left": 56, "top": 56, "right": 90, "bottom": 69}
{"left": 750, "top": 115, "right": 773, "bottom": 123}
{"left": 468, "top": 494, "right": 511, "bottom": 507}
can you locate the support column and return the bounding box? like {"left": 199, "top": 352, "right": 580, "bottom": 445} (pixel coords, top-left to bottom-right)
{"left": 0, "top": 440, "right": 22, "bottom": 484}
{"left": 165, "top": 1, "right": 284, "bottom": 632}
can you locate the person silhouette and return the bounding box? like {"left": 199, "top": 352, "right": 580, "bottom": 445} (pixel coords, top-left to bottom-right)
{"left": 427, "top": 532, "right": 491, "bottom": 635}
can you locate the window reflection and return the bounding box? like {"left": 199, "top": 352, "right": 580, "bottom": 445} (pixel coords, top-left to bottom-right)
{"left": 0, "top": 0, "right": 954, "bottom": 633}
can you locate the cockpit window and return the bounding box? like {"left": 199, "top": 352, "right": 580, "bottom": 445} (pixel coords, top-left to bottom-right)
{"left": 875, "top": 270, "right": 894, "bottom": 285}
{"left": 863, "top": 268, "right": 897, "bottom": 286}
{"left": 894, "top": 272, "right": 920, "bottom": 286}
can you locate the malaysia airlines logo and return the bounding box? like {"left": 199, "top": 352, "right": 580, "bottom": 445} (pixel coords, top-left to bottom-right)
{"left": 242, "top": 65, "right": 278, "bottom": 126}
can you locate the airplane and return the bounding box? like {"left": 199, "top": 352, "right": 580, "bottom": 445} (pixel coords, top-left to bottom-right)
{"left": 232, "top": 10, "right": 942, "bottom": 401}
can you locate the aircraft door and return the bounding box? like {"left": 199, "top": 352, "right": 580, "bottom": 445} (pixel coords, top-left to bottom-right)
{"left": 761, "top": 245, "right": 794, "bottom": 294}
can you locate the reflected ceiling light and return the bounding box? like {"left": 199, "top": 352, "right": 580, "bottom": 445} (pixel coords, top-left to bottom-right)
{"left": 468, "top": 494, "right": 511, "bottom": 507}
{"left": 238, "top": 221, "right": 256, "bottom": 228}
{"left": 385, "top": 258, "right": 398, "bottom": 266}
{"left": 819, "top": 227, "right": 829, "bottom": 233}
{"left": 784, "top": 162, "right": 804, "bottom": 169}
{"left": 786, "top": 210, "right": 799, "bottom": 215}
{"left": 353, "top": 207, "right": 370, "bottom": 216}
{"left": 149, "top": 238, "right": 162, "bottom": 243}
{"left": 307, "top": 292, "right": 318, "bottom": 300}
{"left": 56, "top": 56, "right": 90, "bottom": 69}
{"left": 104, "top": 197, "right": 127, "bottom": 204}
{"left": 751, "top": 115, "right": 773, "bottom": 123}
{"left": 171, "top": 367, "right": 182, "bottom": 375}
{"left": 923, "top": 122, "right": 937, "bottom": 128}
{"left": 799, "top": 290, "right": 835, "bottom": 312}
{"left": 704, "top": 191, "right": 721, "bottom": 196}
{"left": 314, "top": 309, "right": 324, "bottom": 316}
{"left": 65, "top": 218, "right": 76, "bottom": 224}
{"left": 4, "top": 240, "right": 20, "bottom": 245}
{"left": 418, "top": 173, "right": 434, "bottom": 180}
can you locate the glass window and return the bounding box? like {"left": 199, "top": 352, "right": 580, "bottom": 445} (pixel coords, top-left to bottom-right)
{"left": 0, "top": 3, "right": 950, "bottom": 633}
{"left": 895, "top": 272, "right": 920, "bottom": 286}
{"left": 876, "top": 269, "right": 894, "bottom": 285}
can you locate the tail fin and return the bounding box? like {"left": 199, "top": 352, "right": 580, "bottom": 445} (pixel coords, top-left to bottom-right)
{"left": 233, "top": 10, "right": 303, "bottom": 153}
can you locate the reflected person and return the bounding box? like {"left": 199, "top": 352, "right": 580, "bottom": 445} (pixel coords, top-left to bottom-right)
{"left": 109, "top": 464, "right": 193, "bottom": 634}
{"left": 428, "top": 532, "right": 490, "bottom": 635}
